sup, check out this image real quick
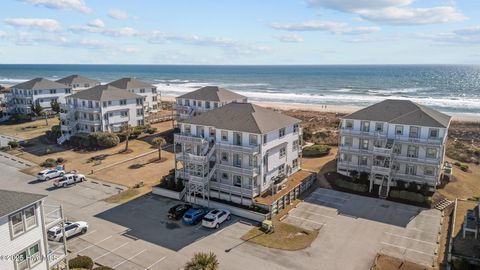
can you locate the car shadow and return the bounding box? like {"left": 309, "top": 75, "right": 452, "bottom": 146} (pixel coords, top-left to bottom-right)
{"left": 95, "top": 193, "right": 253, "bottom": 251}
{"left": 28, "top": 179, "right": 43, "bottom": 184}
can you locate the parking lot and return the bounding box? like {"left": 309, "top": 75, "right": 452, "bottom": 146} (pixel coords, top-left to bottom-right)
{"left": 283, "top": 188, "right": 442, "bottom": 268}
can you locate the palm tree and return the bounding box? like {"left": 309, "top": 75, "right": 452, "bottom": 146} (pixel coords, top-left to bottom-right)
{"left": 152, "top": 137, "right": 166, "bottom": 161}
{"left": 121, "top": 123, "right": 133, "bottom": 152}
{"left": 184, "top": 252, "right": 219, "bottom": 270}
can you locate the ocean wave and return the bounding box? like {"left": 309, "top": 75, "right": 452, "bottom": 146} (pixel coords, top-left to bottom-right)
{"left": 0, "top": 78, "right": 28, "bottom": 84}
{"left": 154, "top": 79, "right": 193, "bottom": 83}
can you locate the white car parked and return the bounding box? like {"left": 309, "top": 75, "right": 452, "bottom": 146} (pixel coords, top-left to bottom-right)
{"left": 53, "top": 173, "right": 86, "bottom": 188}
{"left": 37, "top": 168, "right": 65, "bottom": 181}
{"left": 202, "top": 209, "right": 231, "bottom": 229}
{"left": 47, "top": 221, "right": 88, "bottom": 242}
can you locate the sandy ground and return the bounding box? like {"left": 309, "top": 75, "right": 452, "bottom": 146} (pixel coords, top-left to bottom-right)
{"left": 437, "top": 160, "right": 480, "bottom": 200}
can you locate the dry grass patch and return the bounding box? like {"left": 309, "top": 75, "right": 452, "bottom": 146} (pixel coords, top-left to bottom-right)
{"left": 103, "top": 186, "right": 150, "bottom": 204}
{"left": 0, "top": 118, "right": 59, "bottom": 139}
{"left": 372, "top": 254, "right": 436, "bottom": 270}
{"left": 240, "top": 221, "right": 318, "bottom": 251}
{"left": 437, "top": 159, "right": 480, "bottom": 200}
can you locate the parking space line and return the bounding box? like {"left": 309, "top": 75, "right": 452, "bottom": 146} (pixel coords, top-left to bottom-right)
{"left": 112, "top": 249, "right": 147, "bottom": 268}
{"left": 146, "top": 256, "right": 167, "bottom": 270}
{"left": 214, "top": 227, "right": 227, "bottom": 236}
{"left": 287, "top": 215, "right": 326, "bottom": 226}
{"left": 307, "top": 197, "right": 344, "bottom": 207}
{"left": 93, "top": 242, "right": 129, "bottom": 260}
{"left": 384, "top": 232, "right": 437, "bottom": 246}
{"left": 73, "top": 235, "right": 112, "bottom": 254}
{"left": 301, "top": 210, "right": 334, "bottom": 219}
{"left": 381, "top": 242, "right": 434, "bottom": 257}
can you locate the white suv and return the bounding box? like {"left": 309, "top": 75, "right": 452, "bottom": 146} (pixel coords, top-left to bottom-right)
{"left": 47, "top": 221, "right": 88, "bottom": 241}
{"left": 202, "top": 209, "right": 231, "bottom": 229}
{"left": 37, "top": 168, "right": 65, "bottom": 181}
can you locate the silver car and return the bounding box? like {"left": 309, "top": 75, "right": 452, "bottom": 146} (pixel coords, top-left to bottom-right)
{"left": 47, "top": 221, "right": 88, "bottom": 242}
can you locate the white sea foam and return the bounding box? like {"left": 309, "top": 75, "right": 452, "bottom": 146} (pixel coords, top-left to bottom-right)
{"left": 0, "top": 78, "right": 28, "bottom": 84}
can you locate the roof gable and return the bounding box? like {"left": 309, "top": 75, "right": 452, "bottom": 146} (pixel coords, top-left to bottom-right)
{"left": 0, "top": 189, "right": 45, "bottom": 218}
{"left": 56, "top": 75, "right": 100, "bottom": 85}
{"left": 108, "top": 78, "right": 154, "bottom": 90}
{"left": 12, "top": 77, "right": 69, "bottom": 90}
{"left": 178, "top": 86, "right": 246, "bottom": 102}
{"left": 67, "top": 84, "right": 141, "bottom": 101}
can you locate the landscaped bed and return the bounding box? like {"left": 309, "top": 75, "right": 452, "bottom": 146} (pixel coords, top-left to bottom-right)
{"left": 240, "top": 221, "right": 319, "bottom": 251}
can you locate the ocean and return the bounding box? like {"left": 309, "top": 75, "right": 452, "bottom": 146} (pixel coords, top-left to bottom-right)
{"left": 0, "top": 64, "right": 479, "bottom": 116}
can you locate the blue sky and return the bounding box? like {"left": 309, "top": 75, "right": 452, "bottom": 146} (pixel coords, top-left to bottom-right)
{"left": 0, "top": 0, "right": 479, "bottom": 64}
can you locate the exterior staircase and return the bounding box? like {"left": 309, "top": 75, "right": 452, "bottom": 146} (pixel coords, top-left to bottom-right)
{"left": 57, "top": 135, "right": 67, "bottom": 145}
{"left": 434, "top": 198, "right": 454, "bottom": 211}
{"left": 379, "top": 178, "right": 389, "bottom": 199}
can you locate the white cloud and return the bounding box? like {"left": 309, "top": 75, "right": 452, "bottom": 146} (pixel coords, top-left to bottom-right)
{"left": 414, "top": 26, "right": 480, "bottom": 45}
{"left": 357, "top": 6, "right": 466, "bottom": 25}
{"left": 305, "top": 0, "right": 466, "bottom": 25}
{"left": 19, "top": 0, "right": 92, "bottom": 14}
{"left": 102, "top": 27, "right": 138, "bottom": 37}
{"left": 4, "top": 18, "right": 61, "bottom": 32}
{"left": 119, "top": 47, "right": 138, "bottom": 54}
{"left": 306, "top": 0, "right": 412, "bottom": 12}
{"left": 87, "top": 19, "right": 105, "bottom": 28}
{"left": 108, "top": 9, "right": 130, "bottom": 20}
{"left": 270, "top": 20, "right": 380, "bottom": 35}
{"left": 274, "top": 34, "right": 304, "bottom": 43}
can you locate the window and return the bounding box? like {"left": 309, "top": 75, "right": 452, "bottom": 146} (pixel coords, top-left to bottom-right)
{"left": 393, "top": 144, "right": 402, "bottom": 154}
{"left": 424, "top": 167, "right": 435, "bottom": 176}
{"left": 15, "top": 242, "right": 41, "bottom": 270}
{"left": 10, "top": 212, "right": 24, "bottom": 237}
{"left": 28, "top": 243, "right": 41, "bottom": 267}
{"left": 49, "top": 89, "right": 57, "bottom": 94}
{"left": 120, "top": 99, "right": 127, "bottom": 105}
{"left": 233, "top": 175, "right": 242, "bottom": 187}
{"left": 375, "top": 123, "right": 383, "bottom": 132}
{"left": 426, "top": 148, "right": 437, "bottom": 159}
{"left": 185, "top": 125, "right": 191, "bottom": 134}
{"left": 222, "top": 173, "right": 228, "bottom": 180}
{"left": 152, "top": 96, "right": 157, "bottom": 101}
{"left": 140, "top": 88, "right": 145, "bottom": 93}
{"left": 293, "top": 140, "right": 299, "bottom": 151}
{"left": 136, "top": 98, "right": 143, "bottom": 105}
{"left": 263, "top": 134, "right": 267, "bottom": 144}
{"left": 16, "top": 250, "right": 28, "bottom": 270}
{"left": 409, "top": 126, "right": 420, "bottom": 138}
{"left": 88, "top": 101, "right": 93, "bottom": 108}
{"left": 395, "top": 125, "right": 404, "bottom": 135}
{"left": 405, "top": 165, "right": 416, "bottom": 175}
{"left": 233, "top": 154, "right": 242, "bottom": 167}
{"left": 152, "top": 88, "right": 157, "bottom": 93}
{"left": 24, "top": 206, "right": 36, "bottom": 229}
{"left": 102, "top": 101, "right": 107, "bottom": 107}
{"left": 120, "top": 111, "right": 128, "bottom": 117}
{"left": 293, "top": 123, "right": 299, "bottom": 133}
{"left": 361, "top": 121, "right": 370, "bottom": 132}
{"left": 198, "top": 101, "right": 202, "bottom": 107}
{"left": 343, "top": 137, "right": 353, "bottom": 147}
{"left": 214, "top": 102, "right": 218, "bottom": 108}
{"left": 136, "top": 109, "right": 143, "bottom": 116}
{"left": 206, "top": 101, "right": 211, "bottom": 109}
{"left": 345, "top": 120, "right": 353, "bottom": 129}
{"left": 292, "top": 158, "right": 299, "bottom": 169}
{"left": 108, "top": 101, "right": 112, "bottom": 106}
{"left": 360, "top": 139, "right": 369, "bottom": 150}
{"left": 221, "top": 131, "right": 228, "bottom": 141}
{"left": 407, "top": 145, "right": 418, "bottom": 158}
{"left": 429, "top": 128, "right": 439, "bottom": 138}
{"left": 185, "top": 99, "right": 190, "bottom": 106}
{"left": 249, "top": 134, "right": 257, "bottom": 146}
{"left": 279, "top": 128, "right": 286, "bottom": 138}
{"left": 280, "top": 147, "right": 286, "bottom": 158}
{"left": 221, "top": 152, "right": 228, "bottom": 162}
{"left": 248, "top": 155, "right": 258, "bottom": 166}
{"left": 359, "top": 156, "right": 368, "bottom": 166}
{"left": 65, "top": 88, "right": 71, "bottom": 94}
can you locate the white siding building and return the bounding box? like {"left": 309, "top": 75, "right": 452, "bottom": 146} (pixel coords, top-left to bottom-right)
{"left": 58, "top": 84, "right": 145, "bottom": 144}
{"left": 0, "top": 190, "right": 67, "bottom": 270}
{"left": 337, "top": 99, "right": 451, "bottom": 198}
{"left": 174, "top": 103, "right": 303, "bottom": 207}
{"left": 108, "top": 78, "right": 160, "bottom": 117}
{"left": 6, "top": 78, "right": 72, "bottom": 116}
{"left": 175, "top": 86, "right": 247, "bottom": 120}
{"left": 56, "top": 75, "right": 100, "bottom": 94}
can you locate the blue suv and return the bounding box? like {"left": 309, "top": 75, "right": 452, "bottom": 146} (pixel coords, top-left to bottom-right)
{"left": 182, "top": 207, "right": 209, "bottom": 225}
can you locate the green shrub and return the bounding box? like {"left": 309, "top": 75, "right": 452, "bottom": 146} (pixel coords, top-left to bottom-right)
{"left": 93, "top": 267, "right": 114, "bottom": 270}
{"left": 40, "top": 158, "right": 57, "bottom": 168}
{"left": 8, "top": 140, "right": 19, "bottom": 148}
{"left": 390, "top": 190, "right": 430, "bottom": 204}
{"left": 70, "top": 133, "right": 91, "bottom": 148}
{"left": 335, "top": 179, "right": 368, "bottom": 192}
{"left": 453, "top": 161, "right": 461, "bottom": 167}
{"left": 302, "top": 144, "right": 331, "bottom": 157}
{"left": 56, "top": 157, "right": 65, "bottom": 164}
{"left": 95, "top": 133, "right": 120, "bottom": 148}
{"left": 460, "top": 164, "right": 469, "bottom": 172}
{"left": 68, "top": 256, "right": 93, "bottom": 270}
{"left": 145, "top": 127, "right": 157, "bottom": 134}
{"left": 45, "top": 125, "right": 61, "bottom": 141}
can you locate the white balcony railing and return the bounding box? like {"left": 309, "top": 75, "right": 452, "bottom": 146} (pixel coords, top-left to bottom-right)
{"left": 174, "top": 133, "right": 207, "bottom": 144}
{"left": 371, "top": 165, "right": 391, "bottom": 174}
{"left": 216, "top": 163, "right": 259, "bottom": 176}
{"left": 43, "top": 204, "right": 63, "bottom": 229}
{"left": 176, "top": 171, "right": 210, "bottom": 185}
{"left": 372, "top": 146, "right": 392, "bottom": 155}
{"left": 340, "top": 128, "right": 387, "bottom": 138}
{"left": 216, "top": 142, "right": 260, "bottom": 154}
{"left": 210, "top": 181, "right": 255, "bottom": 197}
{"left": 394, "top": 155, "right": 441, "bottom": 166}
{"left": 394, "top": 135, "right": 443, "bottom": 145}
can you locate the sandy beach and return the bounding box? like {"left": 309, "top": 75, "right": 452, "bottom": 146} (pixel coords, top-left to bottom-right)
{"left": 161, "top": 95, "right": 479, "bottom": 122}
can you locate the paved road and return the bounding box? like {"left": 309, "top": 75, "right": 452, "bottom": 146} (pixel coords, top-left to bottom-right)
{"left": 0, "top": 133, "right": 22, "bottom": 147}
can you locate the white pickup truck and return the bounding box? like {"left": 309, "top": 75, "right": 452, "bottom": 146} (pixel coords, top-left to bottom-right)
{"left": 53, "top": 173, "right": 86, "bottom": 188}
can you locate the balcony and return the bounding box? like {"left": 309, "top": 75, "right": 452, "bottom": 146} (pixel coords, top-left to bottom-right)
{"left": 393, "top": 172, "right": 438, "bottom": 183}
{"left": 176, "top": 152, "right": 208, "bottom": 164}
{"left": 371, "top": 165, "right": 391, "bottom": 175}
{"left": 394, "top": 135, "right": 443, "bottom": 145}
{"left": 76, "top": 118, "right": 102, "bottom": 125}
{"left": 176, "top": 170, "right": 210, "bottom": 185}
{"left": 338, "top": 144, "right": 371, "bottom": 154}
{"left": 174, "top": 133, "right": 208, "bottom": 144}
{"left": 47, "top": 241, "right": 67, "bottom": 267}
{"left": 216, "top": 163, "right": 259, "bottom": 176}
{"left": 43, "top": 204, "right": 63, "bottom": 230}
{"left": 394, "top": 155, "right": 441, "bottom": 166}
{"left": 373, "top": 146, "right": 392, "bottom": 155}
{"left": 216, "top": 142, "right": 260, "bottom": 154}
{"left": 340, "top": 128, "right": 387, "bottom": 138}
{"left": 337, "top": 160, "right": 370, "bottom": 172}
{"left": 210, "top": 181, "right": 255, "bottom": 197}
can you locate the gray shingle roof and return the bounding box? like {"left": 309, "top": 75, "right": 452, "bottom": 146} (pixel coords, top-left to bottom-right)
{"left": 108, "top": 78, "right": 155, "bottom": 90}
{"left": 182, "top": 103, "right": 300, "bottom": 133}
{"left": 12, "top": 77, "right": 69, "bottom": 90}
{"left": 0, "top": 189, "right": 45, "bottom": 217}
{"left": 67, "top": 84, "right": 142, "bottom": 101}
{"left": 178, "top": 86, "right": 246, "bottom": 102}
{"left": 344, "top": 99, "right": 451, "bottom": 128}
{"left": 56, "top": 75, "right": 100, "bottom": 86}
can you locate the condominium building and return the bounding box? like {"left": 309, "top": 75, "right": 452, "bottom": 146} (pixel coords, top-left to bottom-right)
{"left": 0, "top": 189, "right": 67, "bottom": 270}
{"left": 6, "top": 78, "right": 72, "bottom": 116}
{"left": 58, "top": 84, "right": 145, "bottom": 144}
{"left": 108, "top": 78, "right": 161, "bottom": 116}
{"left": 56, "top": 74, "right": 100, "bottom": 93}
{"left": 175, "top": 86, "right": 247, "bottom": 120}
{"left": 337, "top": 99, "right": 451, "bottom": 198}
{"left": 174, "top": 102, "right": 302, "bottom": 206}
